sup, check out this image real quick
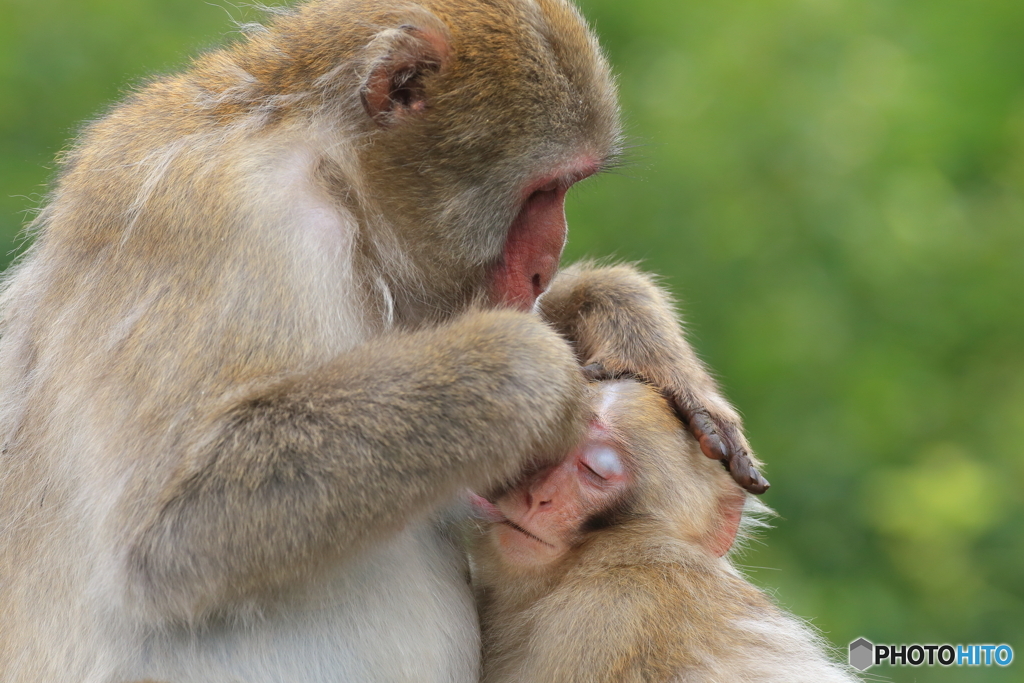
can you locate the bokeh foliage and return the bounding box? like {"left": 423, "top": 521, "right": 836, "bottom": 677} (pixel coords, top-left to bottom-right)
{"left": 2, "top": 0, "right": 1022, "bottom": 680}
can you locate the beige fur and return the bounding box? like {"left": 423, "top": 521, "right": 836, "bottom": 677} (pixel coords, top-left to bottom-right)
{"left": 471, "top": 381, "right": 858, "bottom": 683}
{"left": 0, "top": 1, "right": 617, "bottom": 680}
{"left": 0, "top": 1, "right": 767, "bottom": 681}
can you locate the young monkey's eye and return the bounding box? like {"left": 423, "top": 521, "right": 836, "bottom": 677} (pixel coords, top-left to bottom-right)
{"left": 581, "top": 462, "right": 605, "bottom": 481}
{"left": 580, "top": 445, "right": 624, "bottom": 482}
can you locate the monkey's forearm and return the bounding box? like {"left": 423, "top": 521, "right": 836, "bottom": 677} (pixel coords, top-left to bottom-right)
{"left": 540, "top": 263, "right": 768, "bottom": 493}
{"left": 541, "top": 262, "right": 707, "bottom": 388}
{"left": 127, "top": 309, "right": 586, "bottom": 619}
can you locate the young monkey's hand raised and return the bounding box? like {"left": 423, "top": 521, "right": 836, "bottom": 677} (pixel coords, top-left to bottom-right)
{"left": 539, "top": 263, "right": 769, "bottom": 494}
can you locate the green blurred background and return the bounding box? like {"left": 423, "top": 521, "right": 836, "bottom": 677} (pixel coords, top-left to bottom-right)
{"left": 2, "top": 0, "right": 1022, "bottom": 680}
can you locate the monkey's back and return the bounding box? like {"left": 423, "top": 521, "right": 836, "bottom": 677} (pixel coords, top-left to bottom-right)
{"left": 557, "top": 538, "right": 858, "bottom": 683}
{"left": 479, "top": 530, "right": 857, "bottom": 683}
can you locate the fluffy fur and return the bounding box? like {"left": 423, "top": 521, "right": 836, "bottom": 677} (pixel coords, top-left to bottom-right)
{"left": 0, "top": 1, "right": 764, "bottom": 681}
{"left": 0, "top": 1, "right": 616, "bottom": 680}
{"left": 471, "top": 381, "right": 859, "bottom": 683}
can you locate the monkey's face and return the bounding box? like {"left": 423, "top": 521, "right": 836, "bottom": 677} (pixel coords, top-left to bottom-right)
{"left": 483, "top": 165, "right": 605, "bottom": 311}
{"left": 471, "top": 426, "right": 631, "bottom": 567}
{"left": 350, "top": 0, "right": 621, "bottom": 318}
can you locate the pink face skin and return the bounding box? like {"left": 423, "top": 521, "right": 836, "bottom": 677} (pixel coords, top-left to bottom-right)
{"left": 487, "top": 157, "right": 606, "bottom": 311}
{"left": 471, "top": 423, "right": 631, "bottom": 566}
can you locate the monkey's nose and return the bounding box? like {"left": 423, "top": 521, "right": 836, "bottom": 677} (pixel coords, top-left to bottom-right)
{"left": 524, "top": 483, "right": 556, "bottom": 511}
{"left": 488, "top": 182, "right": 568, "bottom": 311}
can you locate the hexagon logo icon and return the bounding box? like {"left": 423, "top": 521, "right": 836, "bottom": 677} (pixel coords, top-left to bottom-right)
{"left": 849, "top": 638, "right": 874, "bottom": 671}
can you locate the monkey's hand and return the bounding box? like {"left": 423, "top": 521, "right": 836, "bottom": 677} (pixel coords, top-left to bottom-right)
{"left": 539, "top": 263, "right": 769, "bottom": 494}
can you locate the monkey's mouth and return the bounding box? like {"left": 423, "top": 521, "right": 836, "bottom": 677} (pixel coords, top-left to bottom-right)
{"left": 467, "top": 491, "right": 554, "bottom": 548}
{"left": 499, "top": 518, "right": 552, "bottom": 547}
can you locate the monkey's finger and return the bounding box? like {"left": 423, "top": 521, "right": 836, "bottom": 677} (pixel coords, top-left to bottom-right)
{"left": 582, "top": 363, "right": 646, "bottom": 384}
{"left": 725, "top": 450, "right": 770, "bottom": 494}
{"left": 671, "top": 398, "right": 770, "bottom": 495}
{"left": 677, "top": 404, "right": 728, "bottom": 461}
{"left": 716, "top": 421, "right": 770, "bottom": 494}
{"left": 581, "top": 363, "right": 611, "bottom": 382}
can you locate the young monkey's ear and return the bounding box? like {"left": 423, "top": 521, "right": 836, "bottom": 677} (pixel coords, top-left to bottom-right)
{"left": 704, "top": 486, "right": 746, "bottom": 558}
{"left": 360, "top": 20, "right": 450, "bottom": 125}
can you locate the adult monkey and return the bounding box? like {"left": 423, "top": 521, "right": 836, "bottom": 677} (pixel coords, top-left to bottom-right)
{"left": 0, "top": 0, "right": 767, "bottom": 681}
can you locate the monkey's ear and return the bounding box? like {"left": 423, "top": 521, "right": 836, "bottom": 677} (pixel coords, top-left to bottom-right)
{"left": 360, "top": 24, "right": 450, "bottom": 125}
{"left": 705, "top": 487, "right": 746, "bottom": 558}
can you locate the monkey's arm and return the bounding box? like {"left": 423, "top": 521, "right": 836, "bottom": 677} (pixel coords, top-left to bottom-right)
{"left": 539, "top": 263, "right": 768, "bottom": 493}
{"left": 127, "top": 310, "right": 585, "bottom": 619}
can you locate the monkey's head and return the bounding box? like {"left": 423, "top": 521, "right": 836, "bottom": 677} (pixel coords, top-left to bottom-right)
{"left": 240, "top": 0, "right": 620, "bottom": 322}
{"left": 470, "top": 381, "right": 748, "bottom": 571}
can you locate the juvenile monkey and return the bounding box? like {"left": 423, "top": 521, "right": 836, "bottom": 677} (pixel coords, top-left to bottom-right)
{"left": 0, "top": 0, "right": 764, "bottom": 680}
{"left": 470, "top": 380, "right": 856, "bottom": 683}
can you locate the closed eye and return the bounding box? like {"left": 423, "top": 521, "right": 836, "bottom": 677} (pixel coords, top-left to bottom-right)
{"left": 581, "top": 445, "right": 625, "bottom": 481}
{"left": 579, "top": 461, "right": 607, "bottom": 484}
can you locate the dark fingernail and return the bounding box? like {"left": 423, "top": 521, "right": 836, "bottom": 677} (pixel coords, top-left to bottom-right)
{"left": 702, "top": 434, "right": 726, "bottom": 461}
{"left": 748, "top": 470, "right": 770, "bottom": 494}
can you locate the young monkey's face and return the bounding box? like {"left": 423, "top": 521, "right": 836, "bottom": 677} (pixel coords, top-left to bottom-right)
{"left": 471, "top": 422, "right": 631, "bottom": 567}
